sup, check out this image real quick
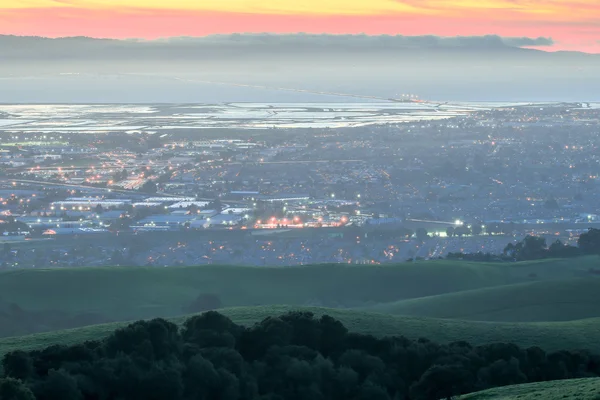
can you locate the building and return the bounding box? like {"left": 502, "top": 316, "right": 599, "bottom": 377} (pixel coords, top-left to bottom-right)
{"left": 51, "top": 198, "right": 131, "bottom": 211}
{"left": 134, "top": 214, "right": 199, "bottom": 230}
{"left": 168, "top": 201, "right": 210, "bottom": 209}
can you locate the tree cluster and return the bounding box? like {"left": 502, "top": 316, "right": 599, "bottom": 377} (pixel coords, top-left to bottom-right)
{"left": 446, "top": 229, "right": 600, "bottom": 263}
{"left": 3, "top": 311, "right": 600, "bottom": 400}
{"left": 501, "top": 229, "right": 600, "bottom": 262}
{"left": 445, "top": 225, "right": 480, "bottom": 238}
{"left": 578, "top": 228, "right": 600, "bottom": 256}
{"left": 111, "top": 170, "right": 128, "bottom": 183}
{"left": 0, "top": 218, "right": 29, "bottom": 236}
{"left": 139, "top": 180, "right": 157, "bottom": 194}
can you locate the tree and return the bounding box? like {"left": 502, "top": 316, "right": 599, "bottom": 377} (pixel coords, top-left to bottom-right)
{"left": 184, "top": 294, "right": 222, "bottom": 314}
{"left": 187, "top": 204, "right": 199, "bottom": 215}
{"left": 110, "top": 216, "right": 132, "bottom": 232}
{"left": 503, "top": 242, "right": 516, "bottom": 258}
{"left": 338, "top": 350, "right": 385, "bottom": 381}
{"left": 32, "top": 369, "right": 82, "bottom": 400}
{"left": 140, "top": 180, "right": 157, "bottom": 194}
{"left": 2, "top": 351, "right": 33, "bottom": 381}
{"left": 478, "top": 357, "right": 527, "bottom": 388}
{"left": 454, "top": 225, "right": 471, "bottom": 237}
{"left": 410, "top": 365, "right": 473, "bottom": 400}
{"left": 446, "top": 227, "right": 455, "bottom": 237}
{"left": 112, "top": 169, "right": 128, "bottom": 182}
{"left": 509, "top": 236, "right": 548, "bottom": 261}
{"left": 0, "top": 377, "right": 35, "bottom": 400}
{"left": 8, "top": 311, "right": 600, "bottom": 400}
{"left": 548, "top": 240, "right": 581, "bottom": 258}
{"left": 182, "top": 312, "right": 241, "bottom": 349}
{"left": 94, "top": 204, "right": 104, "bottom": 214}
{"left": 156, "top": 169, "right": 174, "bottom": 184}
{"left": 104, "top": 318, "right": 181, "bottom": 361}
{"left": 0, "top": 221, "right": 29, "bottom": 236}
{"left": 318, "top": 314, "right": 348, "bottom": 357}
{"left": 356, "top": 381, "right": 390, "bottom": 400}
{"left": 278, "top": 311, "right": 323, "bottom": 350}
{"left": 471, "top": 224, "right": 483, "bottom": 236}
{"left": 239, "top": 317, "right": 294, "bottom": 361}
{"left": 578, "top": 228, "right": 600, "bottom": 255}
{"left": 183, "top": 354, "right": 219, "bottom": 399}
{"left": 138, "top": 364, "right": 184, "bottom": 400}
{"left": 206, "top": 199, "right": 223, "bottom": 213}
{"left": 416, "top": 228, "right": 429, "bottom": 242}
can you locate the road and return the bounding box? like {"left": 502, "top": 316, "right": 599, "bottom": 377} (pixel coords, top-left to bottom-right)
{"left": 0, "top": 179, "right": 248, "bottom": 205}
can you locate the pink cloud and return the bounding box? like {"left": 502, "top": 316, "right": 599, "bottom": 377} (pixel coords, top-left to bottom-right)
{"left": 1, "top": 7, "right": 599, "bottom": 53}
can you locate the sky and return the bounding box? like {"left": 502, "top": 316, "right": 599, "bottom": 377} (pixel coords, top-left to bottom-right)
{"left": 1, "top": 0, "right": 599, "bottom": 53}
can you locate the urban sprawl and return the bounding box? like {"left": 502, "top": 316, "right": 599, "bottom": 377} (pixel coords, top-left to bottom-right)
{"left": 1, "top": 102, "right": 599, "bottom": 268}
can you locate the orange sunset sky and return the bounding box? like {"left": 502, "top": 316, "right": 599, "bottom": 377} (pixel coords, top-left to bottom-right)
{"left": 1, "top": 0, "right": 599, "bottom": 53}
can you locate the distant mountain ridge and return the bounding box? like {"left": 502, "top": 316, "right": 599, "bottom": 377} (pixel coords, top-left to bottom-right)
{"left": 0, "top": 33, "right": 570, "bottom": 61}
{"left": 0, "top": 33, "right": 554, "bottom": 47}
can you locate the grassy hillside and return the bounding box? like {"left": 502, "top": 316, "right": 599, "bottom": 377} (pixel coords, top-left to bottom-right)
{"left": 0, "top": 257, "right": 594, "bottom": 320}
{"left": 2, "top": 306, "right": 600, "bottom": 358}
{"left": 372, "top": 277, "right": 600, "bottom": 322}
{"left": 460, "top": 378, "right": 600, "bottom": 399}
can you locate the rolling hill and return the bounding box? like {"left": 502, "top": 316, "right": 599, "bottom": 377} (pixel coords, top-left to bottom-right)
{"left": 460, "top": 378, "right": 600, "bottom": 400}
{"left": 0, "top": 257, "right": 596, "bottom": 338}
{"left": 372, "top": 277, "right": 600, "bottom": 322}
{"left": 0, "top": 258, "right": 593, "bottom": 316}
{"left": 2, "top": 306, "right": 600, "bottom": 359}
{"left": 0, "top": 262, "right": 509, "bottom": 320}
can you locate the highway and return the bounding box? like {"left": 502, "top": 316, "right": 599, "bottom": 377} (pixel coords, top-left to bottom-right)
{"left": 0, "top": 178, "right": 137, "bottom": 195}
{"left": 0, "top": 179, "right": 248, "bottom": 205}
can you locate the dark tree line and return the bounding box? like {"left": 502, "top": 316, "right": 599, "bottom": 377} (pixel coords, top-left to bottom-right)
{"left": 448, "top": 229, "right": 600, "bottom": 262}
{"left": 503, "top": 229, "right": 600, "bottom": 261}
{"left": 579, "top": 228, "right": 600, "bottom": 256}
{"left": 3, "top": 311, "right": 600, "bottom": 400}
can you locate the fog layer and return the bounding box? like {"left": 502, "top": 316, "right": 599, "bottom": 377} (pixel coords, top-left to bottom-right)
{"left": 1, "top": 34, "right": 598, "bottom": 102}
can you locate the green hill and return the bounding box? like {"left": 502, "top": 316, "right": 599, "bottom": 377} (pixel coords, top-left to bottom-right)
{"left": 0, "top": 258, "right": 593, "bottom": 317}
{"left": 0, "top": 262, "right": 500, "bottom": 319}
{"left": 460, "top": 378, "right": 600, "bottom": 400}
{"left": 2, "top": 306, "right": 600, "bottom": 358}
{"left": 0, "top": 257, "right": 596, "bottom": 338}
{"left": 0, "top": 261, "right": 544, "bottom": 338}
{"left": 372, "top": 278, "right": 600, "bottom": 322}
